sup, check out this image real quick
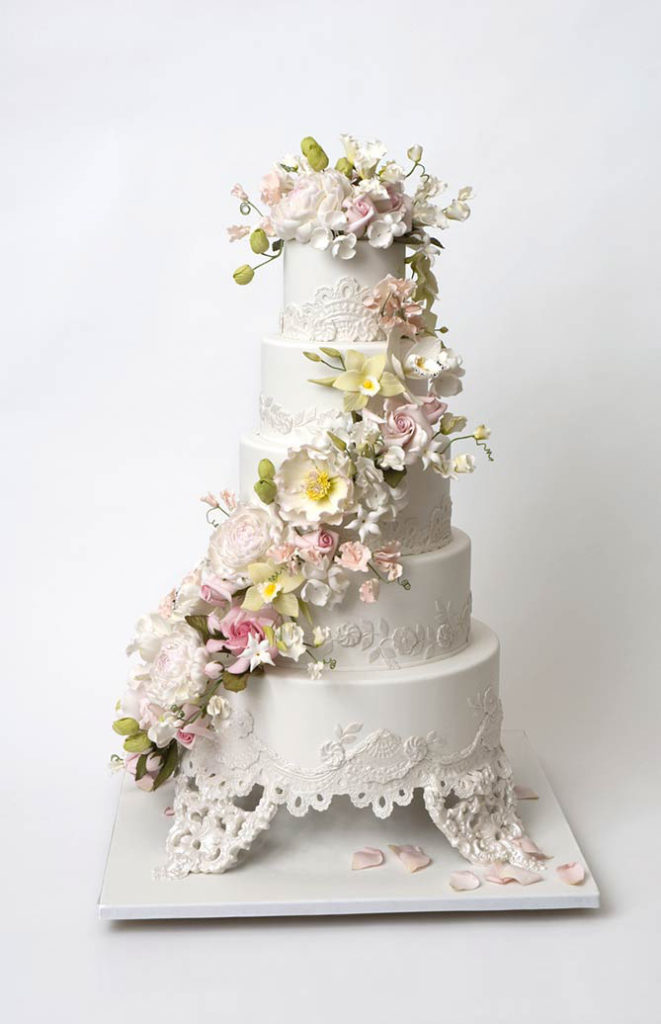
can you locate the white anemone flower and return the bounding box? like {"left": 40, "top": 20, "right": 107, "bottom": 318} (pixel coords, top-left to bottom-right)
{"left": 275, "top": 445, "right": 355, "bottom": 527}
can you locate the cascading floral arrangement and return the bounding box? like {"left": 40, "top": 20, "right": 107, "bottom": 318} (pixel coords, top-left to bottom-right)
{"left": 111, "top": 136, "right": 492, "bottom": 793}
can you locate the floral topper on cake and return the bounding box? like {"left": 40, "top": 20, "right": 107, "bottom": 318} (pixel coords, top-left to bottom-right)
{"left": 228, "top": 134, "right": 473, "bottom": 293}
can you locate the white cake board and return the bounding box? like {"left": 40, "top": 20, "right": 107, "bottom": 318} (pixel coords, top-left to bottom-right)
{"left": 98, "top": 731, "right": 599, "bottom": 919}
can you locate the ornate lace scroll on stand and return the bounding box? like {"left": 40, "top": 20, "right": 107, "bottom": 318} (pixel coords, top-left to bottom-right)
{"left": 163, "top": 688, "right": 538, "bottom": 878}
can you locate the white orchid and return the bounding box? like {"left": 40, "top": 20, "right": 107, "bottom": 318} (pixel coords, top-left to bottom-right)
{"left": 340, "top": 134, "right": 387, "bottom": 178}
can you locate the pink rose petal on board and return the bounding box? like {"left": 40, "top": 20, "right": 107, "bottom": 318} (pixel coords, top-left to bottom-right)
{"left": 449, "top": 870, "right": 481, "bottom": 891}
{"left": 514, "top": 784, "right": 539, "bottom": 800}
{"left": 518, "top": 835, "right": 551, "bottom": 859}
{"left": 351, "top": 846, "right": 385, "bottom": 871}
{"left": 389, "top": 844, "right": 431, "bottom": 873}
{"left": 556, "top": 861, "right": 586, "bottom": 886}
{"left": 163, "top": 806, "right": 174, "bottom": 817}
{"left": 484, "top": 862, "right": 542, "bottom": 886}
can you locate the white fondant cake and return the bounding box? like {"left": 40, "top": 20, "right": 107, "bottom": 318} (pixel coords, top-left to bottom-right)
{"left": 116, "top": 138, "right": 531, "bottom": 879}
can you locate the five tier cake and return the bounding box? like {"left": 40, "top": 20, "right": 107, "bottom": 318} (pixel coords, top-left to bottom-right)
{"left": 112, "top": 135, "right": 537, "bottom": 878}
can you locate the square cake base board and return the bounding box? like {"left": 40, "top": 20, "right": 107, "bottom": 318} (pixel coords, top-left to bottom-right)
{"left": 98, "top": 730, "right": 599, "bottom": 920}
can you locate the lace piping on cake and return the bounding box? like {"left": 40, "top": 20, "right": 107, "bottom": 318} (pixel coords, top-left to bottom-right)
{"left": 321, "top": 593, "right": 471, "bottom": 669}
{"left": 162, "top": 687, "right": 536, "bottom": 878}
{"left": 280, "top": 277, "right": 385, "bottom": 344}
{"left": 378, "top": 497, "right": 453, "bottom": 555}
{"left": 259, "top": 393, "right": 345, "bottom": 437}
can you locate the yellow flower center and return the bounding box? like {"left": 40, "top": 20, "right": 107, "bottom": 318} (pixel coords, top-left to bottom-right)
{"left": 259, "top": 578, "right": 282, "bottom": 602}
{"left": 359, "top": 376, "right": 380, "bottom": 396}
{"left": 304, "top": 468, "right": 334, "bottom": 502}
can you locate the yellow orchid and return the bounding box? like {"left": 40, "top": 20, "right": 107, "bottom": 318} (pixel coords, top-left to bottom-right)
{"left": 332, "top": 351, "right": 405, "bottom": 411}
{"left": 242, "top": 561, "right": 304, "bottom": 618}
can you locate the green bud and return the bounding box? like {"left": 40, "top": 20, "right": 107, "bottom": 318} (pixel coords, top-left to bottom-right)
{"left": 258, "top": 458, "right": 276, "bottom": 481}
{"left": 319, "top": 346, "right": 342, "bottom": 359}
{"left": 112, "top": 717, "right": 140, "bottom": 736}
{"left": 249, "top": 228, "right": 269, "bottom": 255}
{"left": 407, "top": 144, "right": 423, "bottom": 163}
{"left": 233, "top": 264, "right": 254, "bottom": 286}
{"left": 123, "top": 731, "right": 151, "bottom": 754}
{"left": 301, "top": 136, "right": 329, "bottom": 171}
{"left": 254, "top": 479, "right": 277, "bottom": 504}
{"left": 303, "top": 350, "right": 322, "bottom": 362}
{"left": 335, "top": 157, "right": 354, "bottom": 178}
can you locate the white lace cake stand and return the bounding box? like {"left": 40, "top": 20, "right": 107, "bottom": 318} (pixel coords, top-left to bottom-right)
{"left": 98, "top": 731, "right": 599, "bottom": 919}
{"left": 162, "top": 690, "right": 543, "bottom": 878}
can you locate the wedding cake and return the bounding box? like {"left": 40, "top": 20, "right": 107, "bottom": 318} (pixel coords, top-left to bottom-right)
{"left": 112, "top": 135, "right": 537, "bottom": 878}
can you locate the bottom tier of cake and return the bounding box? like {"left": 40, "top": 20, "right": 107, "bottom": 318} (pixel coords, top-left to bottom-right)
{"left": 164, "top": 621, "right": 537, "bottom": 877}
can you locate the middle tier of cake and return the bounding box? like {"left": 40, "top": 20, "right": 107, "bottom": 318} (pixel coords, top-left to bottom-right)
{"left": 240, "top": 431, "right": 452, "bottom": 556}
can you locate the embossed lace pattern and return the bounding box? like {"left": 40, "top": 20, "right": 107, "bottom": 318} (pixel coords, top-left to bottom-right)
{"left": 377, "top": 496, "right": 452, "bottom": 554}
{"left": 163, "top": 687, "right": 537, "bottom": 878}
{"left": 259, "top": 393, "right": 344, "bottom": 438}
{"left": 322, "top": 593, "right": 471, "bottom": 668}
{"left": 280, "top": 277, "right": 385, "bottom": 343}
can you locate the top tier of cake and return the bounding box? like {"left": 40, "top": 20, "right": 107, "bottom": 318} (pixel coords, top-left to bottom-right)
{"left": 282, "top": 238, "right": 406, "bottom": 320}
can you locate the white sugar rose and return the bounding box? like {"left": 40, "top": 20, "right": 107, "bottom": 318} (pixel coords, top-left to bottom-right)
{"left": 270, "top": 170, "right": 350, "bottom": 243}
{"left": 208, "top": 504, "right": 278, "bottom": 581}
{"left": 131, "top": 620, "right": 209, "bottom": 706}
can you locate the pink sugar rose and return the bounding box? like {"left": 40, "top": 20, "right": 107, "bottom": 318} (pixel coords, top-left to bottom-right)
{"left": 176, "top": 729, "right": 196, "bottom": 748}
{"left": 336, "top": 541, "right": 371, "bottom": 573}
{"left": 343, "top": 195, "right": 376, "bottom": 238}
{"left": 373, "top": 542, "right": 403, "bottom": 582}
{"left": 359, "top": 579, "right": 380, "bottom": 603}
{"left": 213, "top": 603, "right": 280, "bottom": 675}
{"left": 296, "top": 527, "right": 339, "bottom": 563}
{"left": 382, "top": 398, "right": 433, "bottom": 464}
{"left": 419, "top": 394, "right": 448, "bottom": 426}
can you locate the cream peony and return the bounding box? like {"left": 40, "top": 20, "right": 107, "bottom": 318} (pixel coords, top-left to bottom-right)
{"left": 131, "top": 619, "right": 209, "bottom": 706}
{"left": 208, "top": 504, "right": 278, "bottom": 581}
{"left": 275, "top": 445, "right": 355, "bottom": 527}
{"left": 270, "top": 170, "right": 350, "bottom": 243}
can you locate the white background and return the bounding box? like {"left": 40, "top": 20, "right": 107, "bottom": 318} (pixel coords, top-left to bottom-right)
{"left": 2, "top": 0, "right": 660, "bottom": 1020}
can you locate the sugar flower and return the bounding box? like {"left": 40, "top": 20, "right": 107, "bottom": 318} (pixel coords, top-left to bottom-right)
{"left": 332, "top": 351, "right": 405, "bottom": 412}
{"left": 339, "top": 134, "right": 387, "bottom": 178}
{"left": 381, "top": 398, "right": 434, "bottom": 465}
{"left": 373, "top": 542, "right": 403, "bottom": 581}
{"left": 242, "top": 561, "right": 304, "bottom": 618}
{"left": 129, "top": 618, "right": 209, "bottom": 706}
{"left": 274, "top": 621, "right": 306, "bottom": 661}
{"left": 453, "top": 453, "right": 476, "bottom": 474}
{"left": 208, "top": 504, "right": 279, "bottom": 581}
{"left": 244, "top": 633, "right": 276, "bottom": 671}
{"left": 227, "top": 225, "right": 251, "bottom": 242}
{"left": 275, "top": 445, "right": 355, "bottom": 527}
{"left": 336, "top": 541, "right": 371, "bottom": 572}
